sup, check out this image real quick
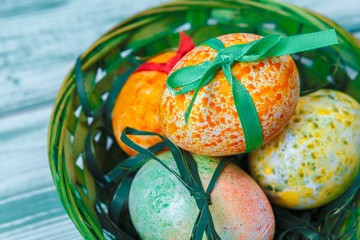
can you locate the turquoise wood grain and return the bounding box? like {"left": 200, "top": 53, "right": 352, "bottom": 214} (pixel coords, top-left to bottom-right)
{"left": 0, "top": 0, "right": 170, "bottom": 117}
{"left": 0, "top": 0, "right": 360, "bottom": 117}
{"left": 0, "top": 105, "right": 83, "bottom": 239}
{"left": 0, "top": 0, "right": 359, "bottom": 239}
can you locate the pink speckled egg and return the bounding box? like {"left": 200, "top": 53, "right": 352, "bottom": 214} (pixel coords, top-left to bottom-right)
{"left": 159, "top": 33, "right": 300, "bottom": 156}
{"left": 129, "top": 151, "right": 275, "bottom": 239}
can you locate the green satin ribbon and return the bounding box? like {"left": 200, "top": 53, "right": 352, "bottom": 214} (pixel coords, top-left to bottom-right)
{"left": 120, "top": 127, "right": 232, "bottom": 240}
{"left": 167, "top": 29, "right": 338, "bottom": 153}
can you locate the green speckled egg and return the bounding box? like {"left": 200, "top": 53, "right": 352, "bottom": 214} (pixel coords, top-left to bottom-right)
{"left": 249, "top": 89, "right": 360, "bottom": 210}
{"left": 129, "top": 151, "right": 275, "bottom": 240}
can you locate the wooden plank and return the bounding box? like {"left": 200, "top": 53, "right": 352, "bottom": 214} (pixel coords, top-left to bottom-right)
{"left": 0, "top": 1, "right": 359, "bottom": 239}
{"left": 0, "top": 188, "right": 82, "bottom": 240}
{"left": 0, "top": 0, "right": 359, "bottom": 117}
{"left": 0, "top": 0, "right": 170, "bottom": 117}
{"left": 0, "top": 105, "right": 54, "bottom": 198}
{"left": 0, "top": 105, "right": 82, "bottom": 239}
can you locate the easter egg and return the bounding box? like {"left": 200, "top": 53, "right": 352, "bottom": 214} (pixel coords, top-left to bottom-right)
{"left": 159, "top": 33, "right": 300, "bottom": 156}
{"left": 129, "top": 151, "right": 275, "bottom": 240}
{"left": 249, "top": 89, "right": 360, "bottom": 209}
{"left": 112, "top": 52, "right": 176, "bottom": 156}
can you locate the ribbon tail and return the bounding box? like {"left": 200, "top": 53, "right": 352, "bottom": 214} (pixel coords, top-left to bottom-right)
{"left": 184, "top": 73, "right": 214, "bottom": 125}
{"left": 206, "top": 217, "right": 221, "bottom": 240}
{"left": 182, "top": 59, "right": 224, "bottom": 125}
{"left": 191, "top": 204, "right": 210, "bottom": 240}
{"left": 163, "top": 32, "right": 196, "bottom": 73}
{"left": 192, "top": 202, "right": 220, "bottom": 240}
{"left": 265, "top": 29, "right": 339, "bottom": 57}
{"left": 133, "top": 31, "right": 195, "bottom": 74}
{"left": 169, "top": 80, "right": 202, "bottom": 95}
{"left": 222, "top": 64, "right": 263, "bottom": 152}
{"left": 133, "top": 62, "right": 168, "bottom": 73}
{"left": 120, "top": 127, "right": 192, "bottom": 189}
{"left": 232, "top": 76, "right": 263, "bottom": 152}
{"left": 191, "top": 211, "right": 203, "bottom": 240}
{"left": 206, "top": 158, "right": 231, "bottom": 201}
{"left": 178, "top": 31, "right": 196, "bottom": 54}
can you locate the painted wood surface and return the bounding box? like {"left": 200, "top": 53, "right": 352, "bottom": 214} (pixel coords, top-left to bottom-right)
{"left": 1, "top": 0, "right": 360, "bottom": 117}
{"left": 0, "top": 0, "right": 170, "bottom": 116}
{"left": 0, "top": 0, "right": 359, "bottom": 239}
{"left": 0, "top": 104, "right": 84, "bottom": 240}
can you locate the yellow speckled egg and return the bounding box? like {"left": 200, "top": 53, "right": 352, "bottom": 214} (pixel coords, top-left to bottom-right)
{"left": 159, "top": 33, "right": 300, "bottom": 156}
{"left": 249, "top": 89, "right": 360, "bottom": 209}
{"left": 112, "top": 52, "right": 176, "bottom": 156}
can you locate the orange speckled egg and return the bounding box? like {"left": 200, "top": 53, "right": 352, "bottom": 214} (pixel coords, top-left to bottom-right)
{"left": 129, "top": 151, "right": 275, "bottom": 239}
{"left": 113, "top": 51, "right": 176, "bottom": 156}
{"left": 159, "top": 33, "right": 300, "bottom": 156}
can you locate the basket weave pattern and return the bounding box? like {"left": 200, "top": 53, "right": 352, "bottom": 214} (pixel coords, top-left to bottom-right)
{"left": 48, "top": 0, "right": 360, "bottom": 239}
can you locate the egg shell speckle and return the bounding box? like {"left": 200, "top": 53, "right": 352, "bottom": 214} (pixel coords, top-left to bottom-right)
{"left": 129, "top": 151, "right": 275, "bottom": 240}
{"left": 249, "top": 89, "right": 360, "bottom": 209}
{"left": 112, "top": 52, "right": 176, "bottom": 156}
{"left": 159, "top": 33, "right": 300, "bottom": 156}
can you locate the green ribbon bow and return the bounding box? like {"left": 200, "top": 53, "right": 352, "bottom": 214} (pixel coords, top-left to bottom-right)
{"left": 166, "top": 29, "right": 338, "bottom": 153}
{"left": 120, "top": 127, "right": 232, "bottom": 239}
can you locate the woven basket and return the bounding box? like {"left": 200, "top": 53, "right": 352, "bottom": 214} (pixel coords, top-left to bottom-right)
{"left": 48, "top": 0, "right": 360, "bottom": 239}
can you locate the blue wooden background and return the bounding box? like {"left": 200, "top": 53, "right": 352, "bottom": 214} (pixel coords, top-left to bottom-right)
{"left": 0, "top": 0, "right": 359, "bottom": 239}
